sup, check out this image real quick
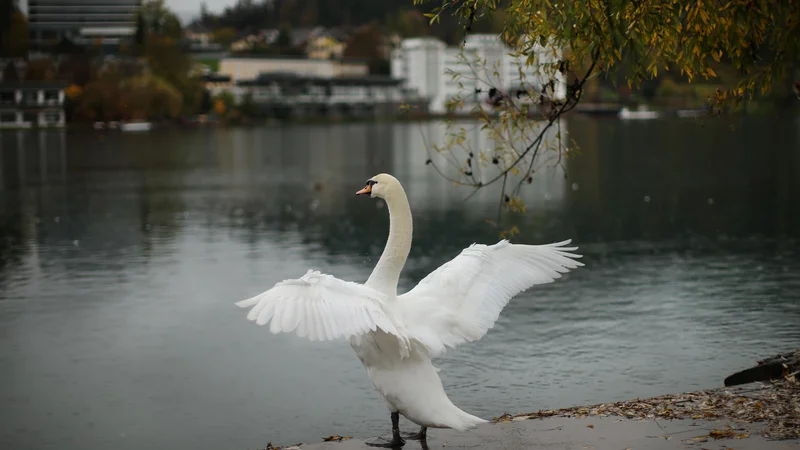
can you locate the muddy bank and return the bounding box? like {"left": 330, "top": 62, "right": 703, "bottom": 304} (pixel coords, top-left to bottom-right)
{"left": 262, "top": 351, "right": 799, "bottom": 450}
{"left": 263, "top": 380, "right": 797, "bottom": 450}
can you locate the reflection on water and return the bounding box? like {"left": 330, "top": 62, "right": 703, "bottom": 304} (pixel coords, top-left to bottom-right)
{"left": 0, "top": 118, "right": 799, "bottom": 450}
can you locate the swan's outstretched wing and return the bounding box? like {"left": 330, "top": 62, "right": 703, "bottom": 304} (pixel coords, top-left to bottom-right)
{"left": 236, "top": 270, "right": 410, "bottom": 355}
{"left": 398, "top": 239, "right": 583, "bottom": 356}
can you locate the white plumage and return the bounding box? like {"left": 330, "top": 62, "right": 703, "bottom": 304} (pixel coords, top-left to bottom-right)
{"left": 236, "top": 173, "right": 583, "bottom": 445}
{"left": 397, "top": 239, "right": 582, "bottom": 357}
{"left": 236, "top": 270, "right": 412, "bottom": 356}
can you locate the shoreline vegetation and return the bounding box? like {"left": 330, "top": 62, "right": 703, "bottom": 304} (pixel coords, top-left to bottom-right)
{"left": 259, "top": 349, "right": 799, "bottom": 450}
{"left": 1, "top": 100, "right": 781, "bottom": 133}
{"left": 0, "top": 104, "right": 787, "bottom": 134}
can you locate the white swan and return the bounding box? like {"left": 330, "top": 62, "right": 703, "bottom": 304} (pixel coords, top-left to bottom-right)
{"left": 236, "top": 173, "right": 584, "bottom": 447}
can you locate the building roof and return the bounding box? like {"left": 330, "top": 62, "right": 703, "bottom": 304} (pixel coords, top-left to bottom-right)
{"left": 222, "top": 54, "right": 369, "bottom": 64}
{"left": 239, "top": 73, "right": 403, "bottom": 87}
{"left": 202, "top": 73, "right": 232, "bottom": 83}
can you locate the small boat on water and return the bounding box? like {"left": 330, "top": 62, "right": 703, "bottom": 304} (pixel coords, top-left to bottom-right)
{"left": 120, "top": 122, "right": 153, "bottom": 132}
{"left": 619, "top": 106, "right": 660, "bottom": 120}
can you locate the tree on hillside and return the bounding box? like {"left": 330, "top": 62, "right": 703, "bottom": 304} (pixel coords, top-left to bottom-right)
{"left": 204, "top": 0, "right": 464, "bottom": 44}
{"left": 139, "top": 0, "right": 183, "bottom": 39}
{"left": 145, "top": 34, "right": 204, "bottom": 114}
{"left": 1, "top": 8, "right": 28, "bottom": 57}
{"left": 3, "top": 61, "right": 20, "bottom": 82}
{"left": 24, "top": 59, "right": 57, "bottom": 81}
{"left": 134, "top": 13, "right": 146, "bottom": 55}
{"left": 212, "top": 27, "right": 237, "bottom": 49}
{"left": 414, "top": 0, "right": 800, "bottom": 227}
{"left": 0, "top": 0, "right": 16, "bottom": 48}
{"left": 387, "top": 9, "right": 430, "bottom": 38}
{"left": 200, "top": 2, "right": 211, "bottom": 23}
{"left": 57, "top": 54, "right": 93, "bottom": 86}
{"left": 54, "top": 36, "right": 81, "bottom": 55}
{"left": 162, "top": 13, "right": 183, "bottom": 40}
{"left": 343, "top": 22, "right": 390, "bottom": 74}
{"left": 77, "top": 61, "right": 182, "bottom": 121}
{"left": 299, "top": 1, "right": 320, "bottom": 26}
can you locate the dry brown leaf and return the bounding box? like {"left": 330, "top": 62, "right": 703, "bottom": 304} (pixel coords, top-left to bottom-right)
{"left": 493, "top": 413, "right": 514, "bottom": 423}
{"left": 322, "top": 435, "right": 351, "bottom": 442}
{"left": 709, "top": 428, "right": 736, "bottom": 439}
{"left": 681, "top": 435, "right": 709, "bottom": 443}
{"left": 586, "top": 424, "right": 594, "bottom": 429}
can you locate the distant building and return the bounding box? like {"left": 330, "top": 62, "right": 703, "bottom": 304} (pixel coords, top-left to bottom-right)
{"left": 238, "top": 73, "right": 407, "bottom": 105}
{"left": 185, "top": 30, "right": 224, "bottom": 53}
{"left": 391, "top": 34, "right": 565, "bottom": 114}
{"left": 205, "top": 73, "right": 423, "bottom": 120}
{"left": 0, "top": 81, "right": 67, "bottom": 128}
{"left": 201, "top": 73, "right": 233, "bottom": 90}
{"left": 305, "top": 36, "right": 345, "bottom": 60}
{"left": 15, "top": 0, "right": 28, "bottom": 15}
{"left": 26, "top": 0, "right": 142, "bottom": 50}
{"left": 229, "top": 30, "right": 279, "bottom": 53}
{"left": 218, "top": 56, "right": 369, "bottom": 83}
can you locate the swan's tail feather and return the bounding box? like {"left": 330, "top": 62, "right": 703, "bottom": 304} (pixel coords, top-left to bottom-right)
{"left": 426, "top": 400, "right": 488, "bottom": 431}
{"left": 447, "top": 410, "right": 488, "bottom": 431}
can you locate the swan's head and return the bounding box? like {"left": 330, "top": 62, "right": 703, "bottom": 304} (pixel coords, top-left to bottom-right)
{"left": 356, "top": 173, "right": 399, "bottom": 199}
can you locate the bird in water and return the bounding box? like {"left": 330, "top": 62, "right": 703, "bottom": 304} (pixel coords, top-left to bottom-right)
{"left": 236, "top": 173, "right": 584, "bottom": 447}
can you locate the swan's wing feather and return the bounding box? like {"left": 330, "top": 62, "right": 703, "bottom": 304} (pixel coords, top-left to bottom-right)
{"left": 236, "top": 270, "right": 409, "bottom": 354}
{"left": 398, "top": 239, "right": 583, "bottom": 356}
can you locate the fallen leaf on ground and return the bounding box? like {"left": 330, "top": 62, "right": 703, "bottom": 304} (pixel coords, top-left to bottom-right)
{"left": 322, "top": 435, "right": 351, "bottom": 442}
{"left": 710, "top": 428, "right": 737, "bottom": 439}
{"left": 586, "top": 424, "right": 594, "bottom": 428}
{"left": 502, "top": 379, "right": 798, "bottom": 440}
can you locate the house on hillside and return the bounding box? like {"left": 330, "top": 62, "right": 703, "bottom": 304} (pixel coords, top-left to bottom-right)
{"left": 230, "top": 29, "right": 280, "bottom": 53}
{"left": 185, "top": 28, "right": 224, "bottom": 52}
{"left": 306, "top": 36, "right": 346, "bottom": 60}
{"left": 0, "top": 81, "right": 68, "bottom": 128}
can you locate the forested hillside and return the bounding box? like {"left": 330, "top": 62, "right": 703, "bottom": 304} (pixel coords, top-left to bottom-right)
{"left": 196, "top": 0, "right": 504, "bottom": 44}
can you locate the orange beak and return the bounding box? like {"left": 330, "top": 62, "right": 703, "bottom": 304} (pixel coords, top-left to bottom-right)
{"left": 356, "top": 184, "right": 372, "bottom": 196}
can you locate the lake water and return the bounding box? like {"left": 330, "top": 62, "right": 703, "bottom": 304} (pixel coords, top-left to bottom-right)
{"left": 1, "top": 117, "right": 799, "bottom": 450}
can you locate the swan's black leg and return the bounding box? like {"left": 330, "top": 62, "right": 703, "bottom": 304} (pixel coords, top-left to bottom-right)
{"left": 366, "top": 412, "right": 405, "bottom": 448}
{"left": 403, "top": 426, "right": 427, "bottom": 441}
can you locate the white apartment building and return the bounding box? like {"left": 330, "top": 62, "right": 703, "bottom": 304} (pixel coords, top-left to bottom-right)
{"left": 391, "top": 34, "right": 565, "bottom": 114}
{"left": 26, "top": 0, "right": 142, "bottom": 49}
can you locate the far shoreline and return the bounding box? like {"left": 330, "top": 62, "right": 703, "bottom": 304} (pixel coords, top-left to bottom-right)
{"left": 2, "top": 100, "right": 791, "bottom": 134}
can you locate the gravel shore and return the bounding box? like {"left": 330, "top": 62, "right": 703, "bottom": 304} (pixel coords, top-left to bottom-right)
{"left": 261, "top": 379, "right": 799, "bottom": 450}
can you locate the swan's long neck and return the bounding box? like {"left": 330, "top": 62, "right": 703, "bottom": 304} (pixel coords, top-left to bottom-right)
{"left": 365, "top": 186, "right": 412, "bottom": 296}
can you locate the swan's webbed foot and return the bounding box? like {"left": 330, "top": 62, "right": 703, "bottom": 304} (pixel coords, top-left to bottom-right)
{"left": 365, "top": 436, "right": 405, "bottom": 448}
{"left": 366, "top": 412, "right": 406, "bottom": 448}
{"left": 402, "top": 426, "right": 427, "bottom": 441}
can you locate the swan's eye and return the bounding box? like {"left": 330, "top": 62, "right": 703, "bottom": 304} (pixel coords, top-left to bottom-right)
{"left": 366, "top": 180, "right": 377, "bottom": 186}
